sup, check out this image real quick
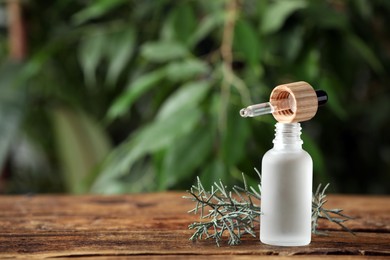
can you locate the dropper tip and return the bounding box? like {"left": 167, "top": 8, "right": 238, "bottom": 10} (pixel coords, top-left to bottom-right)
{"left": 240, "top": 108, "right": 248, "bottom": 117}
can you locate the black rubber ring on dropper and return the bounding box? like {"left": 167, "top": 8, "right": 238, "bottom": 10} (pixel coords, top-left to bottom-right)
{"left": 315, "top": 90, "right": 328, "bottom": 106}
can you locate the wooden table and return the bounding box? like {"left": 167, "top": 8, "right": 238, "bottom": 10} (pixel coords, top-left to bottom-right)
{"left": 0, "top": 192, "right": 389, "bottom": 259}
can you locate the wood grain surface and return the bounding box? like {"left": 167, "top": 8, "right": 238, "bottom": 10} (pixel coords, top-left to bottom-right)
{"left": 0, "top": 192, "right": 389, "bottom": 259}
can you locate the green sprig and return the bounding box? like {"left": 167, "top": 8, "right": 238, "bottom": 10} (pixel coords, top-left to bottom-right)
{"left": 184, "top": 170, "right": 354, "bottom": 246}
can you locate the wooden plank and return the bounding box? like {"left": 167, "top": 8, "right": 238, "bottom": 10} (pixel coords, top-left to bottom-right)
{"left": 314, "top": 195, "right": 390, "bottom": 232}
{"left": 0, "top": 193, "right": 389, "bottom": 258}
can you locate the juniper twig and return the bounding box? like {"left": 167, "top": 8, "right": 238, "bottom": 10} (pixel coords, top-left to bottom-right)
{"left": 183, "top": 174, "right": 260, "bottom": 246}
{"left": 184, "top": 170, "right": 354, "bottom": 246}
{"left": 312, "top": 183, "right": 355, "bottom": 235}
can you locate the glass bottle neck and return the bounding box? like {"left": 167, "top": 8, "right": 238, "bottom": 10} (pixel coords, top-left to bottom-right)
{"left": 273, "top": 123, "right": 303, "bottom": 150}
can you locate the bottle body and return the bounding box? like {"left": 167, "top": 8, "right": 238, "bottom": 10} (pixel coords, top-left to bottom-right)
{"left": 260, "top": 123, "right": 313, "bottom": 246}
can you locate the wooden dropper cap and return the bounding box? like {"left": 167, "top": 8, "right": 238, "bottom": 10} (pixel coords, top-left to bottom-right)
{"left": 270, "top": 81, "right": 324, "bottom": 123}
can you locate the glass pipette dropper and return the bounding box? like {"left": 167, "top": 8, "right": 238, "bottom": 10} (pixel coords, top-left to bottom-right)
{"left": 240, "top": 90, "right": 327, "bottom": 118}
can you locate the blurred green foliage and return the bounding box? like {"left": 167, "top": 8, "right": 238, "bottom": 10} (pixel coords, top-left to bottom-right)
{"left": 0, "top": 0, "right": 389, "bottom": 194}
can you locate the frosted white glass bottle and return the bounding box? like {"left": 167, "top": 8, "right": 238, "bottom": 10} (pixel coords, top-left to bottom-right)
{"left": 260, "top": 123, "right": 312, "bottom": 246}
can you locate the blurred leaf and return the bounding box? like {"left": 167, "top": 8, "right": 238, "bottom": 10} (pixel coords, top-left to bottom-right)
{"left": 188, "top": 12, "right": 224, "bottom": 47}
{"left": 346, "top": 34, "right": 384, "bottom": 74}
{"left": 234, "top": 19, "right": 261, "bottom": 66}
{"left": 166, "top": 59, "right": 209, "bottom": 82}
{"left": 284, "top": 27, "right": 304, "bottom": 61}
{"left": 92, "top": 106, "right": 202, "bottom": 192}
{"left": 261, "top": 0, "right": 306, "bottom": 34}
{"left": 302, "top": 133, "right": 328, "bottom": 184}
{"left": 306, "top": 3, "right": 348, "bottom": 30}
{"left": 319, "top": 76, "right": 347, "bottom": 119}
{"left": 353, "top": 0, "right": 372, "bottom": 20}
{"left": 18, "top": 36, "right": 64, "bottom": 84}
{"left": 92, "top": 157, "right": 156, "bottom": 194}
{"left": 222, "top": 109, "right": 251, "bottom": 167}
{"left": 302, "top": 49, "right": 320, "bottom": 81}
{"left": 134, "top": 106, "right": 199, "bottom": 153}
{"left": 158, "top": 127, "right": 213, "bottom": 190}
{"left": 51, "top": 107, "right": 111, "bottom": 194}
{"left": 256, "top": 0, "right": 269, "bottom": 17}
{"left": 198, "top": 0, "right": 225, "bottom": 12}
{"left": 72, "top": 0, "right": 127, "bottom": 25}
{"left": 141, "top": 41, "right": 188, "bottom": 62}
{"left": 160, "top": 10, "right": 176, "bottom": 42}
{"left": 78, "top": 29, "right": 106, "bottom": 86}
{"left": 199, "top": 159, "right": 226, "bottom": 189}
{"left": 157, "top": 80, "right": 210, "bottom": 121}
{"left": 106, "top": 68, "right": 166, "bottom": 121}
{"left": 172, "top": 4, "right": 197, "bottom": 45}
{"left": 137, "top": 111, "right": 201, "bottom": 154}
{"left": 106, "top": 26, "right": 136, "bottom": 86}
{"left": 0, "top": 62, "right": 25, "bottom": 169}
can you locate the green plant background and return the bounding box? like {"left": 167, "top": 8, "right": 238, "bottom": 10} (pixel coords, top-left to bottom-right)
{"left": 1, "top": 0, "right": 389, "bottom": 194}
